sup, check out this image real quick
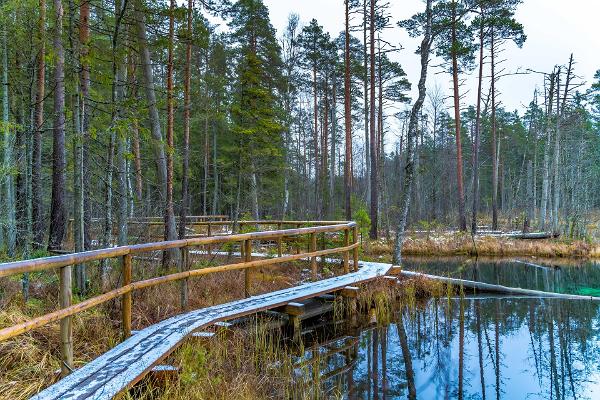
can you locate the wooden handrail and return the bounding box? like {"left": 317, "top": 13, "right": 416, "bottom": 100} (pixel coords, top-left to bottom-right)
{"left": 0, "top": 221, "right": 358, "bottom": 378}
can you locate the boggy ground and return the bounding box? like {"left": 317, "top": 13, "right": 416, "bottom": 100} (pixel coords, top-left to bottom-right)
{"left": 363, "top": 231, "right": 600, "bottom": 260}
{"left": 131, "top": 276, "right": 443, "bottom": 400}
{"left": 0, "top": 249, "right": 346, "bottom": 400}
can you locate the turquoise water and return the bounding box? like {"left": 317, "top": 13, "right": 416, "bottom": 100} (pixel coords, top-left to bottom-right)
{"left": 403, "top": 257, "right": 600, "bottom": 296}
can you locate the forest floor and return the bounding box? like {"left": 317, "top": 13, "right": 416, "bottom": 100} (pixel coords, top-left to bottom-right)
{"left": 362, "top": 231, "right": 600, "bottom": 260}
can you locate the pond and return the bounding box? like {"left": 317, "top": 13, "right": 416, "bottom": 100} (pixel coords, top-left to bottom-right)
{"left": 295, "top": 296, "right": 600, "bottom": 399}
{"left": 402, "top": 257, "right": 600, "bottom": 296}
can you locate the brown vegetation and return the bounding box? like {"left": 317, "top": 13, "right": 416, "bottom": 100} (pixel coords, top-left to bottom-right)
{"left": 365, "top": 232, "right": 600, "bottom": 260}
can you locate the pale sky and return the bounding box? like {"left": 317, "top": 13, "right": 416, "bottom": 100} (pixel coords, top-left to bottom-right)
{"left": 262, "top": 0, "right": 600, "bottom": 113}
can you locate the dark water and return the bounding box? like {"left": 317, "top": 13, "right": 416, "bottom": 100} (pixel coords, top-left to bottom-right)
{"left": 295, "top": 297, "right": 600, "bottom": 399}
{"left": 403, "top": 257, "right": 600, "bottom": 296}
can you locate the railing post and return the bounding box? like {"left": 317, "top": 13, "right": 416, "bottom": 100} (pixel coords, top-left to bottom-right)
{"left": 277, "top": 222, "right": 282, "bottom": 257}
{"left": 244, "top": 240, "right": 252, "bottom": 298}
{"left": 207, "top": 222, "right": 212, "bottom": 256}
{"left": 310, "top": 232, "right": 317, "bottom": 281}
{"left": 296, "top": 223, "right": 302, "bottom": 254}
{"left": 343, "top": 228, "right": 350, "bottom": 274}
{"left": 353, "top": 225, "right": 359, "bottom": 272}
{"left": 122, "top": 253, "right": 132, "bottom": 340}
{"left": 180, "top": 247, "right": 189, "bottom": 311}
{"left": 59, "top": 265, "right": 73, "bottom": 377}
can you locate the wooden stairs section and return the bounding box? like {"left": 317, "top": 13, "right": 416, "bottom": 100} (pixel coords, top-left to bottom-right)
{"left": 32, "top": 261, "right": 390, "bottom": 400}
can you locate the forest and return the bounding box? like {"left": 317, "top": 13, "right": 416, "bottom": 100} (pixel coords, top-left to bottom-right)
{"left": 0, "top": 0, "right": 599, "bottom": 261}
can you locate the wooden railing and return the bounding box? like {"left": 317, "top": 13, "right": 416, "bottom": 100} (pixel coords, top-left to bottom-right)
{"left": 0, "top": 221, "right": 359, "bottom": 377}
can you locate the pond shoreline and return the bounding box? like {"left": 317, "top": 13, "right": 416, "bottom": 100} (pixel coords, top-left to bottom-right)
{"left": 366, "top": 232, "right": 600, "bottom": 260}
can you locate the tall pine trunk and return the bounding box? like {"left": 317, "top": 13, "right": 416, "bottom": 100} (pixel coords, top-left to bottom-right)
{"left": 368, "top": 0, "right": 378, "bottom": 239}
{"left": 179, "top": 0, "right": 192, "bottom": 239}
{"left": 490, "top": 26, "right": 499, "bottom": 230}
{"left": 32, "top": 0, "right": 46, "bottom": 248}
{"left": 3, "top": 17, "right": 16, "bottom": 257}
{"left": 451, "top": 0, "right": 467, "bottom": 232}
{"left": 471, "top": 9, "right": 485, "bottom": 233}
{"left": 48, "top": 0, "right": 67, "bottom": 251}
{"left": 344, "top": 0, "right": 353, "bottom": 220}
{"left": 135, "top": 0, "right": 177, "bottom": 257}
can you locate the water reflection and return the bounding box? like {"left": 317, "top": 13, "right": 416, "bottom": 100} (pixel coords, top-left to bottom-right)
{"left": 296, "top": 297, "right": 600, "bottom": 399}
{"left": 403, "top": 257, "right": 600, "bottom": 296}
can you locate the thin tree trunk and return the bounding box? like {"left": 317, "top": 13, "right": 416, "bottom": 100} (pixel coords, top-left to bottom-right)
{"left": 369, "top": 0, "right": 378, "bottom": 239}
{"left": 135, "top": 0, "right": 177, "bottom": 258}
{"left": 540, "top": 71, "right": 555, "bottom": 230}
{"left": 363, "top": 0, "right": 370, "bottom": 205}
{"left": 393, "top": 0, "right": 432, "bottom": 265}
{"left": 3, "top": 18, "right": 16, "bottom": 257}
{"left": 491, "top": 26, "right": 499, "bottom": 230}
{"left": 471, "top": 10, "right": 485, "bottom": 233}
{"left": 451, "top": 0, "right": 467, "bottom": 232}
{"left": 165, "top": 0, "right": 176, "bottom": 257}
{"left": 48, "top": 0, "right": 67, "bottom": 251}
{"left": 32, "top": 0, "right": 46, "bottom": 248}
{"left": 114, "top": 0, "right": 128, "bottom": 246}
{"left": 344, "top": 0, "right": 353, "bottom": 220}
{"left": 313, "top": 64, "right": 320, "bottom": 218}
{"left": 179, "top": 0, "right": 192, "bottom": 239}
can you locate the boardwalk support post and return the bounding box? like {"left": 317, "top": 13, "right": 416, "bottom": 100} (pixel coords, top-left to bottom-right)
{"left": 244, "top": 240, "right": 252, "bottom": 297}
{"left": 122, "top": 253, "right": 132, "bottom": 340}
{"left": 59, "top": 265, "right": 73, "bottom": 377}
{"left": 310, "top": 232, "right": 317, "bottom": 280}
{"left": 352, "top": 225, "right": 359, "bottom": 272}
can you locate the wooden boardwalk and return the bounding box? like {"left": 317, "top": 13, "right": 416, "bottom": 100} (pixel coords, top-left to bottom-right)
{"left": 32, "top": 261, "right": 390, "bottom": 400}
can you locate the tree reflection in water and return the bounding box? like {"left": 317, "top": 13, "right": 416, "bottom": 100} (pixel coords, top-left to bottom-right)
{"left": 299, "top": 296, "right": 600, "bottom": 399}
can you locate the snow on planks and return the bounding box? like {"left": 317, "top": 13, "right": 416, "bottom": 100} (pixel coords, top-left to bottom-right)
{"left": 32, "top": 261, "right": 390, "bottom": 400}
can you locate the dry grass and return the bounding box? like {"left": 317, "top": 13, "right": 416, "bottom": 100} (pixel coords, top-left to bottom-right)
{"left": 364, "top": 232, "right": 599, "bottom": 260}
{"left": 0, "top": 252, "right": 331, "bottom": 399}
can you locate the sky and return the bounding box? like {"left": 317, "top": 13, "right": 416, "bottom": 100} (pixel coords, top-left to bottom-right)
{"left": 261, "top": 0, "right": 600, "bottom": 113}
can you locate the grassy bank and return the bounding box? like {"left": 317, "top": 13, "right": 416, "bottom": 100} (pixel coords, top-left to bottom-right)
{"left": 363, "top": 232, "right": 600, "bottom": 260}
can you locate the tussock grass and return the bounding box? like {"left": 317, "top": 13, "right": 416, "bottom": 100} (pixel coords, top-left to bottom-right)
{"left": 363, "top": 233, "right": 599, "bottom": 259}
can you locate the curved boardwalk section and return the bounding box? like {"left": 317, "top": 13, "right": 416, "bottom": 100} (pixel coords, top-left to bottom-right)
{"left": 32, "top": 261, "right": 390, "bottom": 400}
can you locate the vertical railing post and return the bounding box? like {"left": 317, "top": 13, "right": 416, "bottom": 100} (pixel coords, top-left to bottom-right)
{"left": 343, "top": 228, "right": 350, "bottom": 274}
{"left": 122, "top": 253, "right": 132, "bottom": 340}
{"left": 277, "top": 222, "right": 282, "bottom": 257}
{"left": 59, "top": 264, "right": 73, "bottom": 377}
{"left": 244, "top": 239, "right": 252, "bottom": 297}
{"left": 296, "top": 223, "right": 302, "bottom": 254}
{"left": 310, "top": 232, "right": 317, "bottom": 281}
{"left": 180, "top": 247, "right": 189, "bottom": 310}
{"left": 207, "top": 222, "right": 212, "bottom": 256}
{"left": 353, "top": 225, "right": 359, "bottom": 272}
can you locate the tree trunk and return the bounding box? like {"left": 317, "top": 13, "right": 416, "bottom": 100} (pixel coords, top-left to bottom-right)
{"left": 369, "top": 0, "right": 378, "bottom": 239}
{"left": 491, "top": 26, "right": 499, "bottom": 231}
{"left": 179, "top": 0, "right": 192, "bottom": 239}
{"left": 313, "top": 64, "right": 320, "bottom": 218}
{"left": 135, "top": 0, "right": 177, "bottom": 255}
{"left": 3, "top": 19, "right": 16, "bottom": 257}
{"left": 344, "top": 0, "right": 353, "bottom": 220}
{"left": 540, "top": 71, "right": 555, "bottom": 230}
{"left": 363, "top": 0, "right": 370, "bottom": 205}
{"left": 451, "top": 0, "right": 467, "bottom": 232}
{"left": 114, "top": 0, "right": 128, "bottom": 246}
{"left": 471, "top": 9, "right": 485, "bottom": 233}
{"left": 48, "top": 0, "right": 67, "bottom": 251}
{"left": 392, "top": 0, "right": 432, "bottom": 265}
{"left": 164, "top": 0, "right": 177, "bottom": 265}
{"left": 32, "top": 0, "right": 46, "bottom": 248}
